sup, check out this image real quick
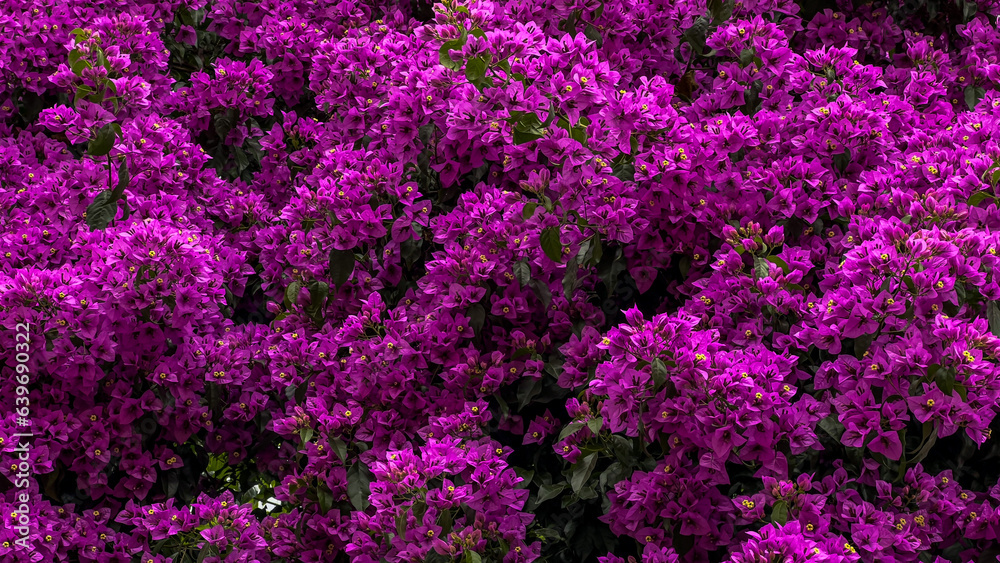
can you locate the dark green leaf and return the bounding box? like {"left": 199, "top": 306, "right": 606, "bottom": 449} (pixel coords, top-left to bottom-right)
{"left": 936, "top": 369, "right": 956, "bottom": 396}
{"left": 771, "top": 500, "right": 788, "bottom": 525}
{"left": 558, "top": 421, "right": 585, "bottom": 442}
{"left": 328, "top": 249, "right": 356, "bottom": 288}
{"left": 583, "top": 24, "right": 603, "bottom": 47}
{"left": 540, "top": 226, "right": 563, "bottom": 262}
{"left": 465, "top": 56, "right": 488, "bottom": 84}
{"left": 213, "top": 107, "right": 239, "bottom": 140}
{"left": 966, "top": 86, "right": 986, "bottom": 111}
{"left": 650, "top": 358, "right": 668, "bottom": 389}
{"left": 86, "top": 190, "right": 117, "bottom": 230}
{"left": 817, "top": 415, "right": 845, "bottom": 440}
{"left": 347, "top": 462, "right": 372, "bottom": 511}
{"left": 753, "top": 256, "right": 770, "bottom": 279}
{"left": 513, "top": 260, "right": 531, "bottom": 286}
{"left": 299, "top": 427, "right": 314, "bottom": 444}
{"left": 304, "top": 281, "right": 329, "bottom": 322}
{"left": 707, "top": 0, "right": 722, "bottom": 19}
{"left": 854, "top": 333, "right": 874, "bottom": 357}
{"left": 284, "top": 281, "right": 303, "bottom": 309}
{"left": 234, "top": 146, "right": 250, "bottom": 172}
{"left": 832, "top": 149, "right": 852, "bottom": 174}
{"left": 588, "top": 234, "right": 603, "bottom": 266}
{"left": 765, "top": 255, "right": 790, "bottom": 275}
{"left": 513, "top": 126, "right": 544, "bottom": 145}
{"left": 988, "top": 301, "right": 1000, "bottom": 337}
{"left": 71, "top": 58, "right": 92, "bottom": 76}
{"left": 401, "top": 238, "right": 423, "bottom": 268}
{"left": 439, "top": 38, "right": 465, "bottom": 70}
{"left": 570, "top": 452, "right": 598, "bottom": 493}
{"left": 969, "top": 191, "right": 997, "bottom": 207}
{"left": 317, "top": 483, "right": 334, "bottom": 514}
{"left": 467, "top": 303, "right": 486, "bottom": 335}
{"left": 112, "top": 159, "right": 129, "bottom": 200}
{"left": 682, "top": 17, "right": 710, "bottom": 54}
{"left": 438, "top": 508, "right": 454, "bottom": 535}
{"left": 562, "top": 258, "right": 579, "bottom": 300}
{"left": 330, "top": 437, "right": 348, "bottom": 462}
{"left": 522, "top": 201, "right": 538, "bottom": 220}
{"left": 587, "top": 416, "right": 603, "bottom": 435}
{"left": 530, "top": 278, "right": 552, "bottom": 309}
{"left": 87, "top": 124, "right": 116, "bottom": 157}
{"left": 537, "top": 482, "right": 567, "bottom": 504}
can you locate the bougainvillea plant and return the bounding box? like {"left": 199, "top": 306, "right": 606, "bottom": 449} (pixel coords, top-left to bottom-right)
{"left": 4, "top": 0, "right": 1000, "bottom": 561}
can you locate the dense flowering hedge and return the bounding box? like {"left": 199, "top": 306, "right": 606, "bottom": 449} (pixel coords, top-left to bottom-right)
{"left": 5, "top": 0, "right": 1000, "bottom": 561}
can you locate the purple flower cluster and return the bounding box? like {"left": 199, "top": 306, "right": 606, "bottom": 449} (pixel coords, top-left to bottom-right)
{"left": 4, "top": 0, "right": 1000, "bottom": 561}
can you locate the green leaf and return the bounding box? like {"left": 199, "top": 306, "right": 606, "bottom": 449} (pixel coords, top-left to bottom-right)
{"left": 87, "top": 123, "right": 116, "bottom": 157}
{"left": 513, "top": 126, "right": 544, "bottom": 145}
{"left": 540, "top": 226, "right": 563, "bottom": 262}
{"left": 854, "top": 333, "right": 874, "bottom": 357}
{"left": 682, "top": 16, "right": 710, "bottom": 54}
{"left": 513, "top": 260, "right": 531, "bottom": 286}
{"left": 522, "top": 201, "right": 538, "bottom": 220}
{"left": 328, "top": 249, "right": 356, "bottom": 288}
{"left": 529, "top": 278, "right": 552, "bottom": 309}
{"left": 304, "top": 281, "right": 329, "bottom": 322}
{"left": 467, "top": 303, "right": 486, "bottom": 335}
{"left": 558, "top": 421, "right": 585, "bottom": 442}
{"left": 708, "top": 0, "right": 722, "bottom": 19}
{"left": 587, "top": 416, "right": 603, "bottom": 435}
{"left": 438, "top": 508, "right": 454, "bottom": 535}
{"left": 284, "top": 281, "right": 303, "bottom": 309}
{"left": 570, "top": 452, "right": 599, "bottom": 493}
{"left": 562, "top": 258, "right": 579, "bottom": 300}
{"left": 770, "top": 500, "right": 788, "bottom": 525}
{"left": 317, "top": 483, "right": 333, "bottom": 514}
{"left": 588, "top": 234, "right": 603, "bottom": 266}
{"left": 965, "top": 86, "right": 986, "bottom": 111}
{"left": 464, "top": 56, "right": 488, "bottom": 84}
{"left": 213, "top": 107, "right": 239, "bottom": 140}
{"left": 988, "top": 301, "right": 1000, "bottom": 337}
{"left": 583, "top": 24, "right": 602, "bottom": 47}
{"left": 466, "top": 552, "right": 482, "bottom": 563}
{"left": 234, "top": 146, "right": 250, "bottom": 172}
{"left": 439, "top": 38, "right": 465, "bottom": 70}
{"left": 330, "top": 437, "right": 348, "bottom": 462}
{"left": 71, "top": 58, "right": 92, "bottom": 76}
{"left": 536, "top": 482, "right": 567, "bottom": 504}
{"left": 711, "top": 0, "right": 735, "bottom": 21}
{"left": 85, "top": 190, "right": 118, "bottom": 230}
{"left": 112, "top": 159, "right": 129, "bottom": 200}
{"left": 817, "top": 415, "right": 845, "bottom": 441}
{"left": 936, "top": 369, "right": 956, "bottom": 396}
{"left": 650, "top": 358, "right": 668, "bottom": 389}
{"left": 347, "top": 462, "right": 372, "bottom": 511}
{"left": 832, "top": 149, "right": 852, "bottom": 174}
{"left": 753, "top": 256, "right": 771, "bottom": 279}
{"left": 299, "top": 427, "right": 314, "bottom": 444}
{"left": 969, "top": 191, "right": 997, "bottom": 207}
{"left": 516, "top": 377, "right": 543, "bottom": 410}
{"left": 765, "top": 255, "right": 790, "bottom": 275}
